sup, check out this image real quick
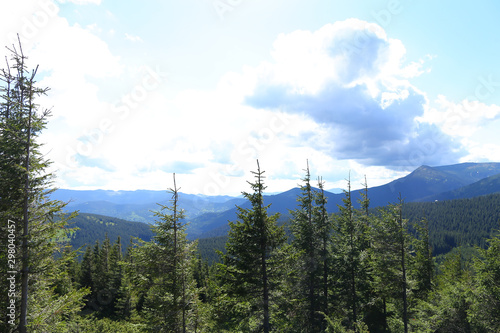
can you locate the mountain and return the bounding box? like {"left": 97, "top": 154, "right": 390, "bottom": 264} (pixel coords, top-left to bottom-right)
{"left": 421, "top": 173, "right": 500, "bottom": 202}
{"left": 63, "top": 213, "right": 154, "bottom": 253}
{"left": 62, "top": 162, "right": 500, "bottom": 259}
{"left": 361, "top": 162, "right": 500, "bottom": 207}
{"left": 193, "top": 162, "right": 500, "bottom": 238}
{"left": 51, "top": 189, "right": 246, "bottom": 226}
{"left": 197, "top": 192, "right": 500, "bottom": 261}
{"left": 403, "top": 192, "right": 500, "bottom": 255}
{"left": 327, "top": 188, "right": 344, "bottom": 194}
{"left": 52, "top": 162, "right": 500, "bottom": 239}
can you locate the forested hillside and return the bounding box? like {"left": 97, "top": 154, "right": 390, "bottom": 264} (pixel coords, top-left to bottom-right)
{"left": 195, "top": 192, "right": 500, "bottom": 264}
{"left": 65, "top": 213, "right": 153, "bottom": 254}
{"left": 66, "top": 165, "right": 500, "bottom": 332}
{"left": 405, "top": 193, "right": 500, "bottom": 255}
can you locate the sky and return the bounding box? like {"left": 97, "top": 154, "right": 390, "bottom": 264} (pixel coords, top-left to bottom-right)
{"left": 1, "top": 0, "right": 500, "bottom": 196}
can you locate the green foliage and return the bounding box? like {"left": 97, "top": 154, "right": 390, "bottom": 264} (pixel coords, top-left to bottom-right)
{"left": 65, "top": 213, "right": 153, "bottom": 255}
{"left": 412, "top": 252, "right": 475, "bottom": 332}
{"left": 331, "top": 177, "right": 372, "bottom": 329}
{"left": 404, "top": 193, "right": 500, "bottom": 255}
{"left": 411, "top": 218, "right": 434, "bottom": 300}
{"left": 321, "top": 311, "right": 370, "bottom": 333}
{"left": 197, "top": 235, "right": 227, "bottom": 264}
{"left": 125, "top": 175, "right": 200, "bottom": 332}
{"left": 470, "top": 232, "right": 500, "bottom": 331}
{"left": 288, "top": 163, "right": 331, "bottom": 331}
{"left": 218, "top": 161, "right": 286, "bottom": 332}
{"left": 370, "top": 197, "right": 413, "bottom": 332}
{"left": 4, "top": 45, "right": 500, "bottom": 331}
{"left": 64, "top": 315, "right": 147, "bottom": 332}
{"left": 76, "top": 235, "right": 124, "bottom": 319}
{"left": 0, "top": 39, "right": 88, "bottom": 332}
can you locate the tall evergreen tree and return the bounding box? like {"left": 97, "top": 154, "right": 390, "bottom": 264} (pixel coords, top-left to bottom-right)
{"left": 0, "top": 38, "right": 88, "bottom": 332}
{"left": 371, "top": 196, "right": 412, "bottom": 333}
{"left": 289, "top": 162, "right": 332, "bottom": 331}
{"left": 332, "top": 177, "right": 371, "bottom": 329}
{"left": 471, "top": 231, "right": 500, "bottom": 331}
{"left": 412, "top": 251, "right": 474, "bottom": 332}
{"left": 412, "top": 217, "right": 433, "bottom": 301}
{"left": 220, "top": 160, "right": 286, "bottom": 332}
{"left": 314, "top": 176, "right": 332, "bottom": 329}
{"left": 129, "top": 174, "right": 199, "bottom": 332}
{"left": 290, "top": 161, "right": 321, "bottom": 330}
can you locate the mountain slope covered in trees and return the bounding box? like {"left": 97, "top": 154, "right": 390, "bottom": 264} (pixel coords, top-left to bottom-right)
{"left": 65, "top": 213, "right": 154, "bottom": 254}
{"left": 51, "top": 162, "right": 500, "bottom": 239}
{"left": 190, "top": 163, "right": 500, "bottom": 239}
{"left": 196, "top": 192, "right": 500, "bottom": 262}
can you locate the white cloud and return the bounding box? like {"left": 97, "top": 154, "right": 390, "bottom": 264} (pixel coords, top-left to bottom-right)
{"left": 461, "top": 141, "right": 500, "bottom": 163}
{"left": 420, "top": 95, "right": 500, "bottom": 137}
{"left": 125, "top": 33, "right": 143, "bottom": 43}
{"left": 245, "top": 19, "right": 460, "bottom": 169}
{"left": 4, "top": 7, "right": 494, "bottom": 195}
{"left": 419, "top": 97, "right": 500, "bottom": 164}
{"left": 0, "top": 1, "right": 127, "bottom": 191}
{"left": 57, "top": 0, "right": 102, "bottom": 5}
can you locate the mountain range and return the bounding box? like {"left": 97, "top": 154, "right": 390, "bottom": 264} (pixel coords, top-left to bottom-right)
{"left": 52, "top": 162, "right": 500, "bottom": 239}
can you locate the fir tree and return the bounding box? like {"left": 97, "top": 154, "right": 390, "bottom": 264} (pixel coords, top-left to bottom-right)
{"left": 290, "top": 162, "right": 318, "bottom": 330}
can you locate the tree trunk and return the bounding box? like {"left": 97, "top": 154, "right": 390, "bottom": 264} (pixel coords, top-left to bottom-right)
{"left": 262, "top": 250, "right": 270, "bottom": 333}
{"left": 19, "top": 52, "right": 33, "bottom": 333}
{"left": 399, "top": 199, "right": 408, "bottom": 333}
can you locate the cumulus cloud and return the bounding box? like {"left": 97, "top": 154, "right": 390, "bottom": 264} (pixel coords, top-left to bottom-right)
{"left": 418, "top": 95, "right": 500, "bottom": 164}
{"left": 2, "top": 9, "right": 488, "bottom": 194}
{"left": 420, "top": 95, "right": 500, "bottom": 137}
{"left": 245, "top": 19, "right": 464, "bottom": 169}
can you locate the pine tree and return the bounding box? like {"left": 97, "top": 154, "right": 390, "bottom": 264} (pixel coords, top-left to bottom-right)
{"left": 220, "top": 160, "right": 286, "bottom": 332}
{"left": 413, "top": 252, "right": 473, "bottom": 332}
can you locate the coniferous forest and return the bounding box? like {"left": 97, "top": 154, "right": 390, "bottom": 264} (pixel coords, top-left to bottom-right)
{"left": 2, "top": 43, "right": 500, "bottom": 333}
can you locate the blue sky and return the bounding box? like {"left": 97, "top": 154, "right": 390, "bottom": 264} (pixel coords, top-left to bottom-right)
{"left": 2, "top": 0, "right": 500, "bottom": 195}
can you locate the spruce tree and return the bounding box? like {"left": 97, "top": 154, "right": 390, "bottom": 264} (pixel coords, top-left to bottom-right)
{"left": 412, "top": 217, "right": 433, "bottom": 301}
{"left": 314, "top": 176, "right": 331, "bottom": 330}
{"left": 412, "top": 252, "right": 473, "bottom": 332}
{"left": 371, "top": 196, "right": 412, "bottom": 333}
{"left": 332, "top": 177, "right": 371, "bottom": 329}
{"left": 289, "top": 162, "right": 329, "bottom": 331}
{"left": 290, "top": 162, "right": 316, "bottom": 329}
{"left": 0, "top": 38, "right": 88, "bottom": 332}
{"left": 220, "top": 160, "right": 285, "bottom": 332}
{"left": 130, "top": 174, "right": 198, "bottom": 332}
{"left": 471, "top": 231, "right": 500, "bottom": 331}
